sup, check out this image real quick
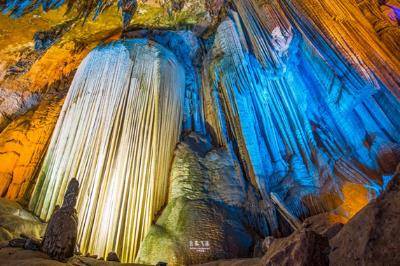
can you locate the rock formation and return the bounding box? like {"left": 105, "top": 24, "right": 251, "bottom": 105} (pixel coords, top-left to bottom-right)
{"left": 0, "top": 88, "right": 39, "bottom": 132}
{"left": 29, "top": 39, "right": 186, "bottom": 262}
{"left": 0, "top": 75, "right": 72, "bottom": 200}
{"left": 329, "top": 168, "right": 400, "bottom": 265}
{"left": 119, "top": 0, "right": 138, "bottom": 31}
{"left": 0, "top": 198, "right": 45, "bottom": 242}
{"left": 106, "top": 251, "right": 121, "bottom": 262}
{"left": 202, "top": 0, "right": 399, "bottom": 228}
{"left": 41, "top": 178, "right": 79, "bottom": 261}
{"left": 137, "top": 133, "right": 270, "bottom": 265}
{"left": 261, "top": 229, "right": 330, "bottom": 266}
{"left": 0, "top": 0, "right": 399, "bottom": 265}
{"left": 355, "top": 0, "right": 400, "bottom": 58}
{"left": 302, "top": 213, "right": 345, "bottom": 240}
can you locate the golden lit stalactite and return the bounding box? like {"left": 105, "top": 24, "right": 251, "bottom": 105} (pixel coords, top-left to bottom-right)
{"left": 279, "top": 0, "right": 400, "bottom": 97}
{"left": 28, "top": 39, "right": 185, "bottom": 262}
{"left": 354, "top": 0, "right": 400, "bottom": 58}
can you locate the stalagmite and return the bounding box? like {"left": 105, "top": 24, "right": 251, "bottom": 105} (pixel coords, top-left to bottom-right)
{"left": 41, "top": 178, "right": 79, "bottom": 261}
{"left": 28, "top": 39, "right": 185, "bottom": 262}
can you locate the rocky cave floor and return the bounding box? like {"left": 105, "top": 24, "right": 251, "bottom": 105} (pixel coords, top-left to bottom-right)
{"left": 0, "top": 166, "right": 399, "bottom": 266}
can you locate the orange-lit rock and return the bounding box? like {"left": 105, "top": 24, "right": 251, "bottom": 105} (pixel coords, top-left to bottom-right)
{"left": 330, "top": 169, "right": 400, "bottom": 265}
{"left": 0, "top": 75, "right": 72, "bottom": 200}
{"left": 0, "top": 2, "right": 207, "bottom": 202}
{"left": 355, "top": 0, "right": 400, "bottom": 58}
{"left": 338, "top": 182, "right": 370, "bottom": 219}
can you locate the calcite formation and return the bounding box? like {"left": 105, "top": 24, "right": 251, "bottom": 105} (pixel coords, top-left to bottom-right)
{"left": 0, "top": 0, "right": 398, "bottom": 265}
{"left": 29, "top": 39, "right": 186, "bottom": 262}
{"left": 355, "top": 0, "right": 400, "bottom": 58}
{"left": 41, "top": 178, "right": 79, "bottom": 261}
{"left": 0, "top": 75, "right": 72, "bottom": 200}
{"left": 120, "top": 0, "right": 138, "bottom": 31}
{"left": 203, "top": 0, "right": 399, "bottom": 228}
{"left": 137, "top": 133, "right": 269, "bottom": 265}
{"left": 0, "top": 88, "right": 39, "bottom": 132}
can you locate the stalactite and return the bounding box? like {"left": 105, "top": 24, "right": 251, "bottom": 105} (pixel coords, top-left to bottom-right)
{"left": 354, "top": 0, "right": 400, "bottom": 58}
{"left": 202, "top": 0, "right": 400, "bottom": 225}
{"left": 28, "top": 39, "right": 185, "bottom": 261}
{"left": 203, "top": 16, "right": 316, "bottom": 228}
{"left": 278, "top": 0, "right": 400, "bottom": 98}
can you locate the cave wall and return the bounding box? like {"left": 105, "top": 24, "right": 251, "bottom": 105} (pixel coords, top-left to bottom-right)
{"left": 0, "top": 75, "right": 71, "bottom": 200}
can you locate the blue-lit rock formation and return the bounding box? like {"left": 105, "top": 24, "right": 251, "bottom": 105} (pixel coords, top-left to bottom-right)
{"left": 137, "top": 1, "right": 399, "bottom": 261}
{"left": 201, "top": 0, "right": 399, "bottom": 229}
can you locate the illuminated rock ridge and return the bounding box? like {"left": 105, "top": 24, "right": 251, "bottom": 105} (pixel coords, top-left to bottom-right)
{"left": 0, "top": 0, "right": 399, "bottom": 265}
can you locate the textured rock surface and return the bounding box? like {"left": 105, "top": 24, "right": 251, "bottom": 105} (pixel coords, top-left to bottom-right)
{"left": 41, "top": 179, "right": 79, "bottom": 261}
{"left": 355, "top": 0, "right": 400, "bottom": 58}
{"left": 0, "top": 75, "right": 72, "bottom": 200}
{"left": 197, "top": 228, "right": 331, "bottom": 266}
{"left": 0, "top": 0, "right": 399, "bottom": 264}
{"left": 280, "top": 0, "right": 400, "bottom": 97}
{"left": 260, "top": 229, "right": 330, "bottom": 266}
{"left": 0, "top": 198, "right": 45, "bottom": 242}
{"left": 330, "top": 169, "right": 400, "bottom": 265}
{"left": 106, "top": 252, "right": 120, "bottom": 262}
{"left": 202, "top": 0, "right": 400, "bottom": 229}
{"left": 197, "top": 258, "right": 262, "bottom": 266}
{"left": 0, "top": 88, "right": 39, "bottom": 132}
{"left": 137, "top": 133, "right": 269, "bottom": 265}
{"left": 302, "top": 213, "right": 345, "bottom": 240}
